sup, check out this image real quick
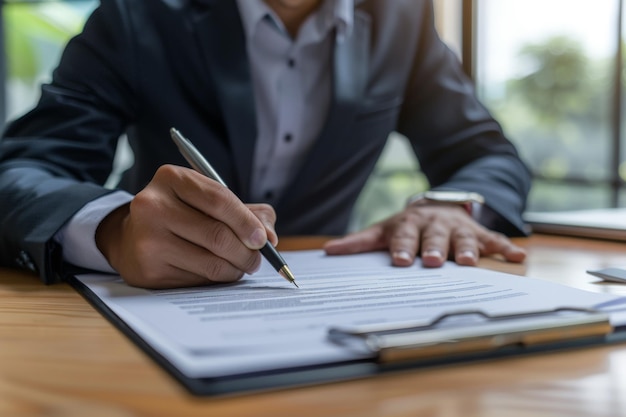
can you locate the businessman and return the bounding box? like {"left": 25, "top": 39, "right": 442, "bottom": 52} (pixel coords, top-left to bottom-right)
{"left": 0, "top": 0, "right": 531, "bottom": 289}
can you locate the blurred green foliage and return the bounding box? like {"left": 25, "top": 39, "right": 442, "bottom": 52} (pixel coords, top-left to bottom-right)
{"left": 5, "top": 1, "right": 91, "bottom": 81}
{"left": 513, "top": 37, "right": 591, "bottom": 121}
{"left": 481, "top": 35, "right": 620, "bottom": 210}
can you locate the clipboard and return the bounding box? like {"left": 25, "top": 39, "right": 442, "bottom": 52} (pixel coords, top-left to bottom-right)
{"left": 67, "top": 274, "right": 626, "bottom": 397}
{"left": 328, "top": 308, "right": 614, "bottom": 364}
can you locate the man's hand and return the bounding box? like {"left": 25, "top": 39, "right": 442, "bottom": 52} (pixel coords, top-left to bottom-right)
{"left": 95, "top": 165, "right": 277, "bottom": 289}
{"left": 323, "top": 205, "right": 526, "bottom": 267}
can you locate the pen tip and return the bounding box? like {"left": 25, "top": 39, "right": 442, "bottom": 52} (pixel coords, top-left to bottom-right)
{"left": 280, "top": 265, "right": 298, "bottom": 288}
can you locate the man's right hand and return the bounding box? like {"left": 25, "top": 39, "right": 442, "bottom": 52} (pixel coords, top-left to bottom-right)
{"left": 95, "top": 164, "right": 277, "bottom": 289}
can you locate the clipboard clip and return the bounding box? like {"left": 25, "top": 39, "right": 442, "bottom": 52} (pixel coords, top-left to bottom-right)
{"left": 327, "top": 307, "right": 613, "bottom": 363}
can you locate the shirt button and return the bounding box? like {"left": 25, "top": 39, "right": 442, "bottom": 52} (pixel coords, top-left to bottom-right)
{"left": 284, "top": 133, "right": 293, "bottom": 143}
{"left": 287, "top": 58, "right": 295, "bottom": 68}
{"left": 264, "top": 190, "right": 274, "bottom": 200}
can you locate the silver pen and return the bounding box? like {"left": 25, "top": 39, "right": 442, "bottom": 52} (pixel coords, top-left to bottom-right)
{"left": 169, "top": 127, "right": 298, "bottom": 287}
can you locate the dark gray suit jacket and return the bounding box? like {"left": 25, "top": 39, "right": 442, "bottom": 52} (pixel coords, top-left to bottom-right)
{"left": 0, "top": 0, "right": 531, "bottom": 283}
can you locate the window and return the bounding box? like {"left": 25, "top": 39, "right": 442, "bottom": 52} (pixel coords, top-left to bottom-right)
{"left": 472, "top": 0, "right": 625, "bottom": 211}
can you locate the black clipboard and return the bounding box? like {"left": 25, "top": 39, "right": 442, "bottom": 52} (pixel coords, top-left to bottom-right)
{"left": 67, "top": 275, "right": 626, "bottom": 397}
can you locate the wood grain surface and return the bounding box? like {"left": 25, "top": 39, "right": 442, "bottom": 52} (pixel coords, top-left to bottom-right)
{"left": 1, "top": 234, "right": 626, "bottom": 417}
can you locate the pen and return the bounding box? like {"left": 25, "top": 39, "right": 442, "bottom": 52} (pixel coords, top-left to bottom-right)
{"left": 169, "top": 127, "right": 298, "bottom": 288}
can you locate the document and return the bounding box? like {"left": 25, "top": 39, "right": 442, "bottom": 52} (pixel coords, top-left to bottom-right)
{"left": 74, "top": 250, "right": 626, "bottom": 382}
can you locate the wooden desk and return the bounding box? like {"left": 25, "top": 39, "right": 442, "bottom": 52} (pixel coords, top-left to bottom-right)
{"left": 1, "top": 235, "right": 626, "bottom": 417}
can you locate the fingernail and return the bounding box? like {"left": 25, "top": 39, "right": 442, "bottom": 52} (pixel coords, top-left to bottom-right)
{"left": 461, "top": 250, "right": 476, "bottom": 261}
{"left": 248, "top": 228, "right": 266, "bottom": 248}
{"left": 423, "top": 249, "right": 443, "bottom": 260}
{"left": 393, "top": 250, "right": 413, "bottom": 262}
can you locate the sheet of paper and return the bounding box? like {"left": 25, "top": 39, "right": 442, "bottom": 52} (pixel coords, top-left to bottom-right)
{"left": 76, "top": 250, "right": 626, "bottom": 378}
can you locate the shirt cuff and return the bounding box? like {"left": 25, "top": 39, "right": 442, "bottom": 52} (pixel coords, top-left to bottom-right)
{"left": 54, "top": 191, "right": 134, "bottom": 273}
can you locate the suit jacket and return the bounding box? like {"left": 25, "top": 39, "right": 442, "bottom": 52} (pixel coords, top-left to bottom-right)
{"left": 0, "top": 0, "right": 531, "bottom": 283}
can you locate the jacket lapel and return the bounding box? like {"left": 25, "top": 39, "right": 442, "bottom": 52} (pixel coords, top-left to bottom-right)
{"left": 321, "top": 9, "right": 371, "bottom": 150}
{"left": 278, "top": 9, "right": 371, "bottom": 208}
{"left": 188, "top": 0, "right": 256, "bottom": 199}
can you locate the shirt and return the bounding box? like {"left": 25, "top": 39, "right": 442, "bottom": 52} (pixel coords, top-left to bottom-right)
{"left": 237, "top": 0, "right": 352, "bottom": 203}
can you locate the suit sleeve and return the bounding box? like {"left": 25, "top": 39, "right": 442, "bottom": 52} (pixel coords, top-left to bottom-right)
{"left": 0, "top": 0, "right": 137, "bottom": 283}
{"left": 397, "top": 0, "right": 531, "bottom": 236}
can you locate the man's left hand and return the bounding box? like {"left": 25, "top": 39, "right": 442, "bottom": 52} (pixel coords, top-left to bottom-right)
{"left": 323, "top": 205, "right": 526, "bottom": 267}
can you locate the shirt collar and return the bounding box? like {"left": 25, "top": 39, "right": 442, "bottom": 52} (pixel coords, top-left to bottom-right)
{"left": 235, "top": 0, "right": 354, "bottom": 41}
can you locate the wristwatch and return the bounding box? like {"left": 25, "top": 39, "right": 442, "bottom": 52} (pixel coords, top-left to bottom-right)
{"left": 406, "top": 190, "right": 485, "bottom": 218}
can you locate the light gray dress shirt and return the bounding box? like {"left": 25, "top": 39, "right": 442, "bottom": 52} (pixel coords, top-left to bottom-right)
{"left": 237, "top": 0, "right": 352, "bottom": 203}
